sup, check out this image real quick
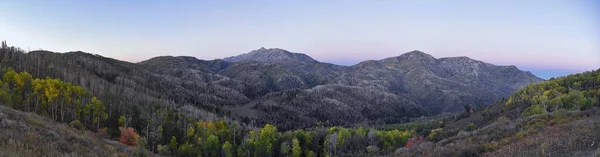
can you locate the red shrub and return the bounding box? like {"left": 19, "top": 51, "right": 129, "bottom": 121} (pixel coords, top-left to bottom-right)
{"left": 405, "top": 136, "right": 425, "bottom": 148}
{"left": 119, "top": 127, "right": 139, "bottom": 146}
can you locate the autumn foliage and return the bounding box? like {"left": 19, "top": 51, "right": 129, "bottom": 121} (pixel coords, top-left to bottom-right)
{"left": 119, "top": 127, "right": 139, "bottom": 146}
{"left": 405, "top": 136, "right": 425, "bottom": 148}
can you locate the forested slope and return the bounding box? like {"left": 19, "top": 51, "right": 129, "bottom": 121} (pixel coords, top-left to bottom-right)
{"left": 394, "top": 69, "right": 600, "bottom": 156}
{"left": 0, "top": 41, "right": 237, "bottom": 156}
{"left": 0, "top": 40, "right": 547, "bottom": 156}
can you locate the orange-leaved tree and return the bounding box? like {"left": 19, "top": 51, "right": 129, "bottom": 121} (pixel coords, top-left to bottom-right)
{"left": 119, "top": 127, "right": 139, "bottom": 146}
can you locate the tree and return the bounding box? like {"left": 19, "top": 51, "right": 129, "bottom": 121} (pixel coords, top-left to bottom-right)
{"left": 0, "top": 81, "right": 11, "bottom": 107}
{"left": 258, "top": 124, "right": 278, "bottom": 156}
{"left": 280, "top": 140, "right": 290, "bottom": 157}
{"left": 383, "top": 131, "right": 394, "bottom": 149}
{"left": 206, "top": 134, "right": 220, "bottom": 157}
{"left": 169, "top": 136, "right": 178, "bottom": 154}
{"left": 337, "top": 128, "right": 351, "bottom": 150}
{"left": 119, "top": 115, "right": 126, "bottom": 127}
{"left": 90, "top": 96, "right": 107, "bottom": 129}
{"left": 186, "top": 126, "right": 195, "bottom": 140}
{"left": 292, "top": 138, "right": 301, "bottom": 157}
{"left": 43, "top": 78, "right": 60, "bottom": 120}
{"left": 324, "top": 132, "right": 338, "bottom": 157}
{"left": 222, "top": 141, "right": 233, "bottom": 157}
{"left": 177, "top": 142, "right": 194, "bottom": 157}
{"left": 305, "top": 150, "right": 316, "bottom": 157}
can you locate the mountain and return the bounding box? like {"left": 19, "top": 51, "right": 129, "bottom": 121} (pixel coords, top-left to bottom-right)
{"left": 0, "top": 43, "right": 542, "bottom": 130}
{"left": 352, "top": 50, "right": 543, "bottom": 113}
{"left": 223, "top": 47, "right": 318, "bottom": 63}
{"left": 145, "top": 48, "right": 542, "bottom": 129}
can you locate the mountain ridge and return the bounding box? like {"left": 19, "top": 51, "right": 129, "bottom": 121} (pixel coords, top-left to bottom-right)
{"left": 151, "top": 48, "right": 540, "bottom": 79}
{"left": 0, "top": 44, "right": 543, "bottom": 130}
{"left": 144, "top": 49, "right": 543, "bottom": 115}
{"left": 218, "top": 48, "right": 540, "bottom": 77}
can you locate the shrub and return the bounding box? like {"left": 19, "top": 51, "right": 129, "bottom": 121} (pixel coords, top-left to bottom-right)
{"left": 548, "top": 113, "right": 578, "bottom": 126}
{"left": 496, "top": 116, "right": 510, "bottom": 123}
{"left": 514, "top": 128, "right": 535, "bottom": 139}
{"left": 484, "top": 141, "right": 499, "bottom": 151}
{"left": 157, "top": 144, "right": 170, "bottom": 156}
{"left": 119, "top": 127, "right": 139, "bottom": 146}
{"left": 525, "top": 117, "right": 547, "bottom": 129}
{"left": 521, "top": 105, "right": 545, "bottom": 117}
{"left": 427, "top": 128, "right": 443, "bottom": 141}
{"left": 27, "top": 118, "right": 42, "bottom": 127}
{"left": 366, "top": 145, "right": 380, "bottom": 154}
{"left": 468, "top": 123, "right": 476, "bottom": 131}
{"left": 69, "top": 120, "right": 84, "bottom": 130}
{"left": 405, "top": 136, "right": 424, "bottom": 148}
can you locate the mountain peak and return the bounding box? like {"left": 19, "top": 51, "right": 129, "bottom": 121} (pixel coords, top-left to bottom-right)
{"left": 408, "top": 50, "right": 425, "bottom": 54}
{"left": 400, "top": 50, "right": 435, "bottom": 59}
{"left": 384, "top": 50, "right": 437, "bottom": 63}
{"left": 224, "top": 48, "right": 317, "bottom": 63}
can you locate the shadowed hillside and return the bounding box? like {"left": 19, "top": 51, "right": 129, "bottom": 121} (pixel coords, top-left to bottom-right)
{"left": 0, "top": 105, "right": 151, "bottom": 156}
{"left": 394, "top": 69, "right": 600, "bottom": 156}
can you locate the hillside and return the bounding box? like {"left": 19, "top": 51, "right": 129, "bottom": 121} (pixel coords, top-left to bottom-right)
{"left": 394, "top": 69, "right": 600, "bottom": 156}
{"left": 352, "top": 50, "right": 543, "bottom": 113}
{"left": 0, "top": 105, "right": 150, "bottom": 156}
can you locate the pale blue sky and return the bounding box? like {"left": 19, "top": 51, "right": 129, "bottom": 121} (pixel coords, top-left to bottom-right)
{"left": 1, "top": 0, "right": 598, "bottom": 78}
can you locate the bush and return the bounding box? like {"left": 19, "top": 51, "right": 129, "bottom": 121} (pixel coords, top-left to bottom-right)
{"left": 548, "top": 113, "right": 578, "bottom": 126}
{"left": 427, "top": 128, "right": 443, "bottom": 142}
{"left": 468, "top": 123, "right": 476, "bottom": 131}
{"left": 484, "top": 141, "right": 499, "bottom": 151}
{"left": 366, "top": 145, "right": 380, "bottom": 154}
{"left": 405, "top": 136, "right": 424, "bottom": 148}
{"left": 69, "top": 120, "right": 84, "bottom": 130}
{"left": 119, "top": 127, "right": 139, "bottom": 146}
{"left": 521, "top": 105, "right": 545, "bottom": 117}
{"left": 157, "top": 144, "right": 170, "bottom": 156}
{"left": 514, "top": 128, "right": 536, "bottom": 139}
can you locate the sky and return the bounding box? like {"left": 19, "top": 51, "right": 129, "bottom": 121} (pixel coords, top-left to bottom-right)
{"left": 1, "top": 0, "right": 598, "bottom": 79}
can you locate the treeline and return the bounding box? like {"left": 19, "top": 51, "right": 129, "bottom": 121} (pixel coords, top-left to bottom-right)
{"left": 155, "top": 120, "right": 415, "bottom": 157}
{"left": 506, "top": 69, "right": 600, "bottom": 116}
{"left": 0, "top": 68, "right": 107, "bottom": 129}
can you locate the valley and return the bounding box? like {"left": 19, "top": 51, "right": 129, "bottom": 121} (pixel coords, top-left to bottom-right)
{"left": 1, "top": 41, "right": 598, "bottom": 156}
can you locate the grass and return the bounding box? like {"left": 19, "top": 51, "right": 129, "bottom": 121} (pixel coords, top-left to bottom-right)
{"left": 0, "top": 105, "right": 148, "bottom": 157}
{"left": 394, "top": 107, "right": 600, "bottom": 157}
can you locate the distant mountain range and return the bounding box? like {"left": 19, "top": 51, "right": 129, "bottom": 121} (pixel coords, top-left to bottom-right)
{"left": 142, "top": 48, "right": 543, "bottom": 129}
{"left": 0, "top": 47, "right": 543, "bottom": 130}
